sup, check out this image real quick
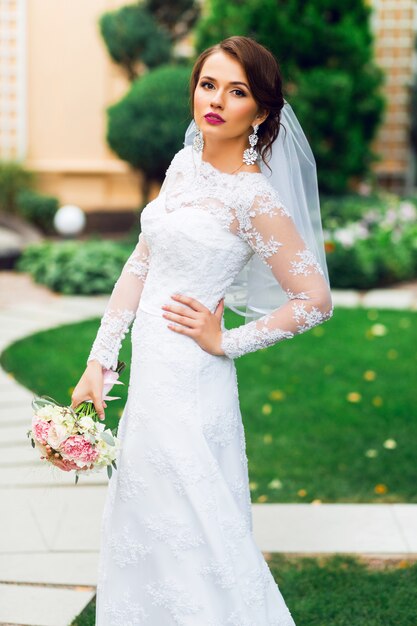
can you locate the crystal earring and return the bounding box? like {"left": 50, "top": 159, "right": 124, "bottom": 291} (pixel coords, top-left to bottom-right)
{"left": 193, "top": 123, "right": 204, "bottom": 152}
{"left": 243, "top": 123, "right": 259, "bottom": 165}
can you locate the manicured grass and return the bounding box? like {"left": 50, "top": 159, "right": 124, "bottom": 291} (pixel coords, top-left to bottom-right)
{"left": 70, "top": 554, "right": 417, "bottom": 626}
{"left": 1, "top": 307, "right": 416, "bottom": 503}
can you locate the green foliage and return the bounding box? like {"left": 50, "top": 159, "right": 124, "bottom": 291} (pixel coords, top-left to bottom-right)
{"left": 323, "top": 195, "right": 417, "bottom": 288}
{"left": 2, "top": 308, "right": 416, "bottom": 504}
{"left": 99, "top": 3, "right": 172, "bottom": 80}
{"left": 195, "top": 0, "right": 386, "bottom": 194}
{"left": 17, "top": 239, "right": 132, "bottom": 295}
{"left": 106, "top": 64, "right": 191, "bottom": 179}
{"left": 142, "top": 0, "right": 201, "bottom": 45}
{"left": 70, "top": 554, "right": 417, "bottom": 626}
{"left": 16, "top": 194, "right": 417, "bottom": 294}
{"left": 0, "top": 160, "right": 34, "bottom": 213}
{"left": 15, "top": 189, "right": 59, "bottom": 233}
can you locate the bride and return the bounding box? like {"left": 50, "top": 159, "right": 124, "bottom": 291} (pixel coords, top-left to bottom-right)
{"left": 69, "top": 35, "right": 333, "bottom": 625}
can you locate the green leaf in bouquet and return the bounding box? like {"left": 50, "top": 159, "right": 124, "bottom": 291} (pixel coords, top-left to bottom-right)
{"left": 107, "top": 464, "right": 113, "bottom": 479}
{"left": 116, "top": 360, "right": 126, "bottom": 376}
{"left": 101, "top": 430, "right": 115, "bottom": 446}
{"left": 111, "top": 460, "right": 117, "bottom": 470}
{"left": 75, "top": 473, "right": 79, "bottom": 485}
{"left": 31, "top": 395, "right": 64, "bottom": 412}
{"left": 31, "top": 438, "right": 35, "bottom": 448}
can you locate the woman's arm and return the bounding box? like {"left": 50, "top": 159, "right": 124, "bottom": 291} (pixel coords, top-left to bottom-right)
{"left": 221, "top": 190, "right": 334, "bottom": 359}
{"left": 87, "top": 232, "right": 150, "bottom": 370}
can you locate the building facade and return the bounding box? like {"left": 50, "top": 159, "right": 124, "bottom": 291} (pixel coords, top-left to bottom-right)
{"left": 0, "top": 0, "right": 416, "bottom": 217}
{"left": 369, "top": 0, "right": 416, "bottom": 192}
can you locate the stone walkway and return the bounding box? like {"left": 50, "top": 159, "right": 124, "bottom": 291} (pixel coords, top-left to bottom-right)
{"left": 0, "top": 271, "right": 416, "bottom": 626}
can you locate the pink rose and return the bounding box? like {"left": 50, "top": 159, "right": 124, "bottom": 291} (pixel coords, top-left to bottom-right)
{"left": 32, "top": 417, "right": 50, "bottom": 445}
{"left": 47, "top": 422, "right": 69, "bottom": 449}
{"left": 61, "top": 435, "right": 99, "bottom": 463}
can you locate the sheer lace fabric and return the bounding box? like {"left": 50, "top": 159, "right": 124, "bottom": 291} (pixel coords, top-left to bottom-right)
{"left": 88, "top": 233, "right": 150, "bottom": 370}
{"left": 89, "top": 143, "right": 333, "bottom": 625}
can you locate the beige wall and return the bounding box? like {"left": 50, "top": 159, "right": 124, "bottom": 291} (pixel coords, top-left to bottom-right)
{"left": 0, "top": 0, "right": 415, "bottom": 215}
{"left": 26, "top": 0, "right": 147, "bottom": 211}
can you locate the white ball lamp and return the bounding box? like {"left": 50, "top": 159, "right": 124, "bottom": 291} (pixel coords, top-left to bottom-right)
{"left": 54, "top": 204, "right": 86, "bottom": 237}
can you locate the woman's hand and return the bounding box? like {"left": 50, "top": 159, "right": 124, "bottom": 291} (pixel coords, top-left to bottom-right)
{"left": 161, "top": 294, "right": 225, "bottom": 356}
{"left": 70, "top": 360, "right": 107, "bottom": 420}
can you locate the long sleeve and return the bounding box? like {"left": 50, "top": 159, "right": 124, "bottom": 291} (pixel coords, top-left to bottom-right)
{"left": 221, "top": 189, "right": 334, "bottom": 359}
{"left": 87, "top": 232, "right": 150, "bottom": 370}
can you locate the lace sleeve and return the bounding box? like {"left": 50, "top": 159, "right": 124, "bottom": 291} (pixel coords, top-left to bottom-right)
{"left": 221, "top": 186, "right": 334, "bottom": 359}
{"left": 87, "top": 232, "right": 150, "bottom": 370}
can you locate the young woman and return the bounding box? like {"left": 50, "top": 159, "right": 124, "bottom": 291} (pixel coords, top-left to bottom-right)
{"left": 71, "top": 35, "right": 333, "bottom": 625}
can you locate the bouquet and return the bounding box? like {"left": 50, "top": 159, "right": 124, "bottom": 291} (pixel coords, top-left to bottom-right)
{"left": 27, "top": 361, "right": 126, "bottom": 484}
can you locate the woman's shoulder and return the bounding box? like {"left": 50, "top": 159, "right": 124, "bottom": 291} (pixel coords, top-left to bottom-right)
{"left": 165, "top": 144, "right": 193, "bottom": 175}
{"left": 240, "top": 172, "right": 290, "bottom": 219}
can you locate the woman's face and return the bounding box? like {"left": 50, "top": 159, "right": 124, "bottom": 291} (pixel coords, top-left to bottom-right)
{"left": 193, "top": 50, "right": 268, "bottom": 144}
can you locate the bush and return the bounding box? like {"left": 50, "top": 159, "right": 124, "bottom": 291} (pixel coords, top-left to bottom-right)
{"left": 323, "top": 195, "right": 417, "bottom": 288}
{"left": 16, "top": 189, "right": 59, "bottom": 234}
{"left": 195, "top": 0, "right": 385, "bottom": 195}
{"left": 106, "top": 64, "right": 191, "bottom": 180}
{"left": 0, "top": 161, "right": 34, "bottom": 213}
{"left": 16, "top": 193, "right": 417, "bottom": 295}
{"left": 17, "top": 239, "right": 133, "bottom": 295}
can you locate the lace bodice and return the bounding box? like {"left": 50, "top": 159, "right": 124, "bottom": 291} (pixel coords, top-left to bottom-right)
{"left": 88, "top": 144, "right": 333, "bottom": 368}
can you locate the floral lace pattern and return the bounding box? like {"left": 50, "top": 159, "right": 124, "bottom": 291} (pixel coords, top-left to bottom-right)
{"left": 91, "top": 143, "right": 320, "bottom": 625}
{"left": 87, "top": 308, "right": 135, "bottom": 370}
{"left": 103, "top": 589, "right": 148, "bottom": 625}
{"left": 144, "top": 444, "right": 220, "bottom": 496}
{"left": 87, "top": 232, "right": 150, "bottom": 370}
{"left": 143, "top": 512, "right": 205, "bottom": 560}
{"left": 109, "top": 523, "right": 152, "bottom": 568}
{"left": 144, "top": 578, "right": 203, "bottom": 625}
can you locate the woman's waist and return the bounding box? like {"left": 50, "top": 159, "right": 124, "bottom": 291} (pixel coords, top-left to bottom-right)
{"left": 138, "top": 290, "right": 223, "bottom": 317}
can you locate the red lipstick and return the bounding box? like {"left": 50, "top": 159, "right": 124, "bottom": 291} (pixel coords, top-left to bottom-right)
{"left": 204, "top": 113, "right": 225, "bottom": 125}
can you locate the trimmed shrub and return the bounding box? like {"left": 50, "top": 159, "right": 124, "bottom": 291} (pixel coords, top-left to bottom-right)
{"left": 16, "top": 189, "right": 59, "bottom": 234}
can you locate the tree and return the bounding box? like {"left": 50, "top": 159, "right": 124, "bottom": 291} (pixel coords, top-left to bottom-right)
{"left": 106, "top": 64, "right": 191, "bottom": 203}
{"left": 99, "top": 3, "right": 172, "bottom": 81}
{"left": 142, "top": 0, "right": 200, "bottom": 45}
{"left": 195, "top": 0, "right": 386, "bottom": 195}
{"left": 98, "top": 2, "right": 200, "bottom": 205}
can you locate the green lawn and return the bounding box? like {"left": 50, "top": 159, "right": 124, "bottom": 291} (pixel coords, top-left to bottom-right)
{"left": 1, "top": 306, "right": 416, "bottom": 503}
{"left": 70, "top": 554, "right": 417, "bottom": 626}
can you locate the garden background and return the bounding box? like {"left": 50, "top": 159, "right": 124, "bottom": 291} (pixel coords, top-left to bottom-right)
{"left": 0, "top": 0, "right": 416, "bottom": 625}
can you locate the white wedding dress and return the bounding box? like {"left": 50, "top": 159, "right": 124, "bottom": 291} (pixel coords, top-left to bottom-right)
{"left": 88, "top": 143, "right": 333, "bottom": 625}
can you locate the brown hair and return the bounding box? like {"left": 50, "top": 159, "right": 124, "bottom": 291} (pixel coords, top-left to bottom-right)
{"left": 189, "top": 36, "right": 285, "bottom": 172}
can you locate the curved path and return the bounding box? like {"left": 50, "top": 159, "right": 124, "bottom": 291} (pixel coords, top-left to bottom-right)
{"left": 0, "top": 271, "right": 416, "bottom": 626}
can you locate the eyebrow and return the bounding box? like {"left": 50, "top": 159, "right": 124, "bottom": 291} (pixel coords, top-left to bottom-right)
{"left": 200, "top": 75, "right": 250, "bottom": 90}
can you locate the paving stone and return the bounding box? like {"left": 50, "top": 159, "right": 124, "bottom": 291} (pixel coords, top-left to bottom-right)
{"left": 0, "top": 583, "right": 95, "bottom": 626}
{"left": 0, "top": 443, "right": 42, "bottom": 464}
{"left": 0, "top": 462, "right": 108, "bottom": 487}
{"left": 330, "top": 289, "right": 361, "bottom": 307}
{"left": 361, "top": 289, "right": 415, "bottom": 310}
{"left": 0, "top": 424, "right": 31, "bottom": 446}
{"left": 391, "top": 504, "right": 417, "bottom": 552}
{"left": 0, "top": 388, "right": 34, "bottom": 405}
{"left": 0, "top": 486, "right": 106, "bottom": 554}
{"left": 0, "top": 552, "right": 99, "bottom": 586}
{"left": 252, "top": 503, "right": 411, "bottom": 554}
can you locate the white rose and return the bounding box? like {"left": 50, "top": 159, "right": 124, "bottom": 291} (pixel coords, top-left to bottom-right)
{"left": 47, "top": 422, "right": 69, "bottom": 449}
{"left": 79, "top": 415, "right": 95, "bottom": 432}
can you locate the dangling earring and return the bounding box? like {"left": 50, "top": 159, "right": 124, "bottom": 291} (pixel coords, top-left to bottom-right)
{"left": 193, "top": 123, "right": 204, "bottom": 152}
{"left": 243, "top": 123, "right": 259, "bottom": 165}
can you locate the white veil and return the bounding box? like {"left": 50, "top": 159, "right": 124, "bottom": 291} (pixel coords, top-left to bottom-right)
{"left": 183, "top": 99, "right": 330, "bottom": 324}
